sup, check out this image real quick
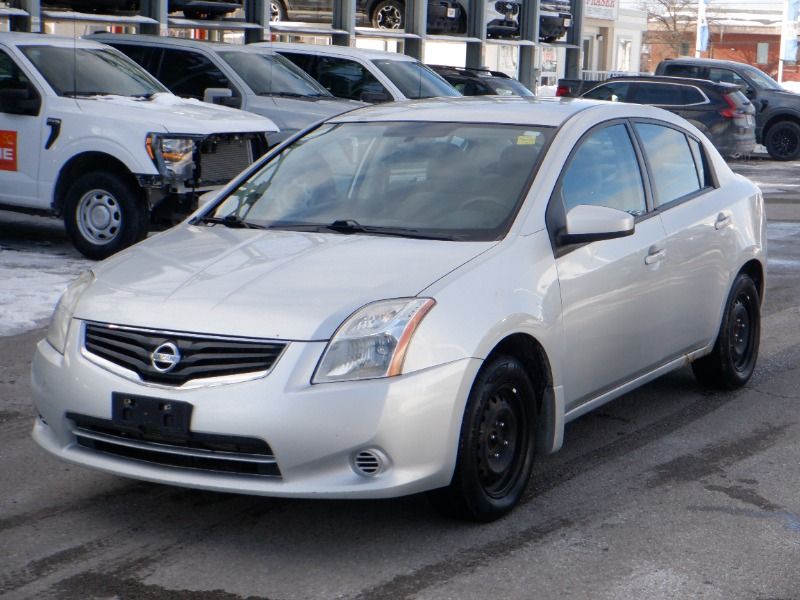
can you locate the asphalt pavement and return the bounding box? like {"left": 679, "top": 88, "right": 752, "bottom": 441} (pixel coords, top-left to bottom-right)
{"left": 1, "top": 157, "right": 799, "bottom": 600}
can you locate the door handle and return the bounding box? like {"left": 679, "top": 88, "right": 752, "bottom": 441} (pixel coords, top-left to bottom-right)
{"left": 645, "top": 246, "right": 666, "bottom": 265}
{"left": 715, "top": 213, "right": 732, "bottom": 230}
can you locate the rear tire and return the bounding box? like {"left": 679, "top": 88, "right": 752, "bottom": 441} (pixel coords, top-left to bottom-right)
{"left": 63, "top": 171, "right": 149, "bottom": 260}
{"left": 428, "top": 355, "right": 536, "bottom": 522}
{"left": 764, "top": 120, "right": 800, "bottom": 161}
{"left": 692, "top": 273, "right": 760, "bottom": 390}
{"left": 270, "top": 0, "right": 286, "bottom": 21}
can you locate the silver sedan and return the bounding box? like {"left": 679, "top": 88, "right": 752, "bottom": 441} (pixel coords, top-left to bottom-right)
{"left": 31, "top": 97, "right": 766, "bottom": 522}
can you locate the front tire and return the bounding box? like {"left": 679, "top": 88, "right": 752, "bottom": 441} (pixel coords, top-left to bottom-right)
{"left": 372, "top": 0, "right": 404, "bottom": 29}
{"left": 692, "top": 273, "right": 761, "bottom": 390}
{"left": 63, "top": 171, "right": 149, "bottom": 260}
{"left": 428, "top": 355, "right": 537, "bottom": 522}
{"left": 764, "top": 120, "right": 800, "bottom": 161}
{"left": 270, "top": 0, "right": 286, "bottom": 22}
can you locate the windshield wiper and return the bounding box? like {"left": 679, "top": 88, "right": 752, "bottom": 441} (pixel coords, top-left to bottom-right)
{"left": 323, "top": 220, "right": 452, "bottom": 240}
{"left": 259, "top": 91, "right": 306, "bottom": 98}
{"left": 192, "top": 215, "right": 265, "bottom": 229}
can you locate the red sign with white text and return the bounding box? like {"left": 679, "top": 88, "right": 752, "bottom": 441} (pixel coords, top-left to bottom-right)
{"left": 0, "top": 130, "right": 17, "bottom": 172}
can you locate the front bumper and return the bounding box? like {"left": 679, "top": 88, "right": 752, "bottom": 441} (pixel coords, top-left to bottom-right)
{"left": 31, "top": 321, "right": 481, "bottom": 499}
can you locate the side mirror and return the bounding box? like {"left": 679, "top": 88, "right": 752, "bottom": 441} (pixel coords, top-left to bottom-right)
{"left": 559, "top": 204, "right": 635, "bottom": 246}
{"left": 0, "top": 84, "right": 41, "bottom": 116}
{"left": 359, "top": 88, "right": 393, "bottom": 103}
{"left": 203, "top": 87, "right": 236, "bottom": 106}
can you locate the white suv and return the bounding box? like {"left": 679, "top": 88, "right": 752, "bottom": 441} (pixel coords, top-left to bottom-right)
{"left": 0, "top": 33, "right": 276, "bottom": 259}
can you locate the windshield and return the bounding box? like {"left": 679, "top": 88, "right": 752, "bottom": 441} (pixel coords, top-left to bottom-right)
{"left": 207, "top": 121, "right": 552, "bottom": 242}
{"left": 742, "top": 65, "right": 783, "bottom": 91}
{"left": 218, "top": 51, "right": 331, "bottom": 97}
{"left": 21, "top": 46, "right": 166, "bottom": 97}
{"left": 373, "top": 60, "right": 460, "bottom": 99}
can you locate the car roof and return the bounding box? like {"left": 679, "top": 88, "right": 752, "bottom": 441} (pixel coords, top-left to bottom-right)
{"left": 88, "top": 33, "right": 275, "bottom": 54}
{"left": 329, "top": 96, "right": 662, "bottom": 126}
{"left": 660, "top": 57, "right": 753, "bottom": 69}
{"left": 0, "top": 31, "right": 111, "bottom": 49}
{"left": 597, "top": 75, "right": 742, "bottom": 91}
{"left": 254, "top": 42, "right": 419, "bottom": 62}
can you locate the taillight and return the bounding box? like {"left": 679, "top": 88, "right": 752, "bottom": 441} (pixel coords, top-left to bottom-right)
{"left": 720, "top": 94, "right": 738, "bottom": 118}
{"left": 556, "top": 84, "right": 571, "bottom": 97}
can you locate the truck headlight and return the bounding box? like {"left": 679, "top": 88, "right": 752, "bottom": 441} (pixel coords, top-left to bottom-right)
{"left": 313, "top": 298, "right": 435, "bottom": 383}
{"left": 46, "top": 271, "right": 95, "bottom": 354}
{"left": 146, "top": 134, "right": 196, "bottom": 180}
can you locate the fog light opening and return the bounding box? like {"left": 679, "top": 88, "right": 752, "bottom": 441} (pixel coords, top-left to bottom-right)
{"left": 352, "top": 449, "right": 387, "bottom": 477}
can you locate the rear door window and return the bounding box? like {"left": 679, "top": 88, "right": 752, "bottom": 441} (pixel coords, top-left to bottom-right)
{"left": 311, "top": 56, "right": 389, "bottom": 102}
{"left": 662, "top": 64, "right": 704, "bottom": 78}
{"left": 633, "top": 83, "right": 684, "bottom": 105}
{"left": 583, "top": 82, "right": 631, "bottom": 102}
{"left": 635, "top": 122, "right": 703, "bottom": 207}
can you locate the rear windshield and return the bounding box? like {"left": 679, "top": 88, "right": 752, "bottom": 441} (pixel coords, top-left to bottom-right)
{"left": 373, "top": 59, "right": 460, "bottom": 99}
{"left": 209, "top": 121, "right": 553, "bottom": 242}
{"left": 218, "top": 51, "right": 331, "bottom": 97}
{"left": 21, "top": 46, "right": 166, "bottom": 97}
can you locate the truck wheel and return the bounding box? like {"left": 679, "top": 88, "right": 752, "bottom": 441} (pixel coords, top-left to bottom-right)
{"left": 428, "top": 355, "right": 537, "bottom": 522}
{"left": 372, "top": 0, "right": 404, "bottom": 29}
{"left": 63, "top": 171, "right": 149, "bottom": 260}
{"left": 270, "top": 0, "right": 286, "bottom": 21}
{"left": 764, "top": 121, "right": 800, "bottom": 161}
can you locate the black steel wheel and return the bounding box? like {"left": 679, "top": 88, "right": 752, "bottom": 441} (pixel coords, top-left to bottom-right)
{"left": 63, "top": 171, "right": 149, "bottom": 260}
{"left": 692, "top": 273, "right": 761, "bottom": 390}
{"left": 764, "top": 120, "right": 800, "bottom": 161}
{"left": 428, "top": 355, "right": 537, "bottom": 522}
{"left": 372, "top": 0, "right": 404, "bottom": 29}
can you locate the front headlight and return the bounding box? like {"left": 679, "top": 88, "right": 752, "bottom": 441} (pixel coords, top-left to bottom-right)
{"left": 46, "top": 271, "right": 95, "bottom": 354}
{"left": 146, "top": 134, "right": 196, "bottom": 180}
{"left": 313, "top": 298, "right": 436, "bottom": 383}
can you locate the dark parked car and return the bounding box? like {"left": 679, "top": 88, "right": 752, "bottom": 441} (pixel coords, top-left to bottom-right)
{"left": 581, "top": 75, "right": 756, "bottom": 158}
{"left": 270, "top": 0, "right": 571, "bottom": 40}
{"left": 655, "top": 57, "right": 800, "bottom": 160}
{"left": 41, "top": 0, "right": 240, "bottom": 18}
{"left": 429, "top": 65, "right": 533, "bottom": 96}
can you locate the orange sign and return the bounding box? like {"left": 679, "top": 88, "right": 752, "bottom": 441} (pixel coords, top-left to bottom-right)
{"left": 0, "top": 130, "right": 17, "bottom": 172}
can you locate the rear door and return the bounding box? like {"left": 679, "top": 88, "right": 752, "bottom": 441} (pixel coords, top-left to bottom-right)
{"left": 632, "top": 120, "right": 733, "bottom": 353}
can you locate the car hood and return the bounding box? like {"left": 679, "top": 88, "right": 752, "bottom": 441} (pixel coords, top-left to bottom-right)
{"left": 79, "top": 226, "right": 494, "bottom": 341}
{"left": 245, "top": 95, "right": 365, "bottom": 132}
{"left": 76, "top": 93, "right": 278, "bottom": 134}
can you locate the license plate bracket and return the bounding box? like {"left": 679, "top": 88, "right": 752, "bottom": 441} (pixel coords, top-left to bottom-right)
{"left": 111, "top": 393, "right": 193, "bottom": 437}
{"left": 447, "top": 7, "right": 456, "bottom": 18}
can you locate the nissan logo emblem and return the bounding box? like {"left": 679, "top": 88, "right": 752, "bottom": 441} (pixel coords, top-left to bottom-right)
{"left": 151, "top": 342, "right": 181, "bottom": 373}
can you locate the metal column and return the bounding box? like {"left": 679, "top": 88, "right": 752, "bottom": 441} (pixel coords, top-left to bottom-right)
{"left": 464, "top": 0, "right": 487, "bottom": 68}
{"left": 331, "top": 0, "right": 356, "bottom": 47}
{"left": 244, "top": 0, "right": 270, "bottom": 43}
{"left": 564, "top": 0, "right": 582, "bottom": 79}
{"left": 404, "top": 0, "right": 427, "bottom": 59}
{"left": 12, "top": 0, "right": 41, "bottom": 32}
{"left": 518, "top": 0, "right": 540, "bottom": 88}
{"left": 139, "top": 0, "right": 168, "bottom": 36}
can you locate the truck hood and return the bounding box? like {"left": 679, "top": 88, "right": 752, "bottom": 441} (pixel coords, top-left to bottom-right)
{"left": 245, "top": 95, "right": 365, "bottom": 132}
{"left": 79, "top": 225, "right": 494, "bottom": 341}
{"left": 76, "top": 93, "right": 278, "bottom": 134}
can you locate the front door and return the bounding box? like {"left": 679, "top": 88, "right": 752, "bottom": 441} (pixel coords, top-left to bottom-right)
{"left": 550, "top": 121, "right": 670, "bottom": 410}
{"left": 0, "top": 48, "right": 43, "bottom": 208}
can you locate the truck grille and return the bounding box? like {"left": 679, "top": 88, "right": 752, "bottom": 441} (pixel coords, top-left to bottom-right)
{"left": 83, "top": 322, "right": 287, "bottom": 386}
{"left": 68, "top": 412, "right": 281, "bottom": 478}
{"left": 196, "top": 134, "right": 259, "bottom": 186}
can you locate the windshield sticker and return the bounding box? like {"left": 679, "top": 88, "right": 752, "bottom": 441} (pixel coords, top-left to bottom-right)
{"left": 0, "top": 131, "right": 17, "bottom": 172}
{"left": 516, "top": 134, "right": 537, "bottom": 145}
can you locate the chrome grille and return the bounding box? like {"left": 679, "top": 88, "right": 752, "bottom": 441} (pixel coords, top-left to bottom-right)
{"left": 68, "top": 413, "right": 281, "bottom": 477}
{"left": 197, "top": 134, "right": 256, "bottom": 186}
{"left": 84, "top": 322, "right": 286, "bottom": 386}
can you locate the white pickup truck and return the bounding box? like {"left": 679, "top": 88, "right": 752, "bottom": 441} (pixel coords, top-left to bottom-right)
{"left": 0, "top": 33, "right": 277, "bottom": 259}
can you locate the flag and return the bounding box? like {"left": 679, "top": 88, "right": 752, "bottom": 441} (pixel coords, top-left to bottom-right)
{"left": 695, "top": 0, "right": 710, "bottom": 55}
{"left": 780, "top": 0, "right": 800, "bottom": 63}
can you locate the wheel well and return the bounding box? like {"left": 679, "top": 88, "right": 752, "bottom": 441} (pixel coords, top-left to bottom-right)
{"left": 54, "top": 153, "right": 140, "bottom": 214}
{"left": 740, "top": 259, "right": 765, "bottom": 301}
{"left": 486, "top": 333, "right": 553, "bottom": 415}
{"left": 762, "top": 113, "right": 800, "bottom": 141}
